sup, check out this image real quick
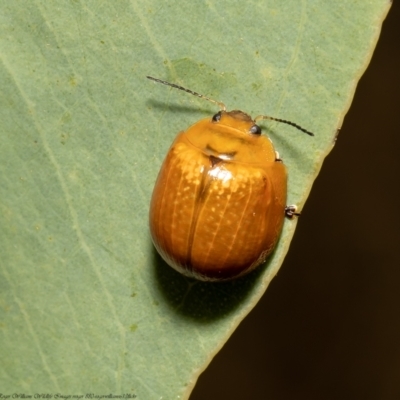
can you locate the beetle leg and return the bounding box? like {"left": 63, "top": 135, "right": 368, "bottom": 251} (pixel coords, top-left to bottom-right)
{"left": 275, "top": 151, "right": 283, "bottom": 162}
{"left": 285, "top": 205, "right": 301, "bottom": 218}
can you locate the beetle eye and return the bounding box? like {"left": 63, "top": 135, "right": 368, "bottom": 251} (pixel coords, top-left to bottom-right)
{"left": 250, "top": 124, "right": 262, "bottom": 135}
{"left": 212, "top": 112, "right": 222, "bottom": 122}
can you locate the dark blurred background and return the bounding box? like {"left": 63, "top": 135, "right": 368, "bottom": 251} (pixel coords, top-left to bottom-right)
{"left": 191, "top": 3, "right": 399, "bottom": 399}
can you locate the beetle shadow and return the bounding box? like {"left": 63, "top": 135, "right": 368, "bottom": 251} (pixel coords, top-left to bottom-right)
{"left": 152, "top": 245, "right": 269, "bottom": 323}
{"left": 147, "top": 99, "right": 216, "bottom": 118}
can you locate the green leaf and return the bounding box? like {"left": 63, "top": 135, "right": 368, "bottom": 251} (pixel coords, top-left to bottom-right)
{"left": 0, "top": 1, "right": 390, "bottom": 399}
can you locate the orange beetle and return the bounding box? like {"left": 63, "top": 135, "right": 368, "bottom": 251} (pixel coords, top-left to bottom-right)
{"left": 147, "top": 76, "right": 313, "bottom": 281}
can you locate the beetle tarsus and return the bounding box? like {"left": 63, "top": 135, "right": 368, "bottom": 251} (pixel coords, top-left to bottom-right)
{"left": 285, "top": 205, "right": 301, "bottom": 219}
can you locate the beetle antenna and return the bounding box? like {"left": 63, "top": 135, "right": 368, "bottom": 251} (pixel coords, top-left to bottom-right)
{"left": 255, "top": 115, "right": 314, "bottom": 136}
{"left": 147, "top": 76, "right": 227, "bottom": 111}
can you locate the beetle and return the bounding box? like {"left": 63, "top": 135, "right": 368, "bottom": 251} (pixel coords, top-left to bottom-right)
{"left": 147, "top": 76, "right": 313, "bottom": 282}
